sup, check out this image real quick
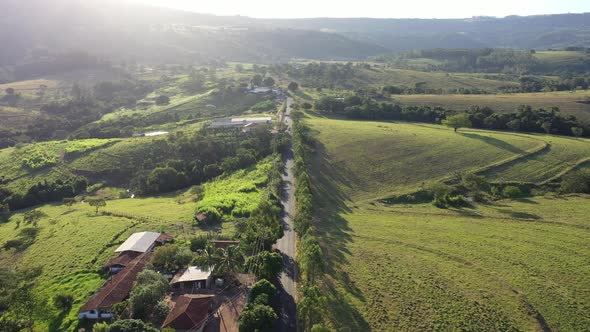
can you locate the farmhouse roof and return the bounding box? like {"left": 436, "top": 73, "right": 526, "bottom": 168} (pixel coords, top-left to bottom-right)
{"left": 162, "top": 294, "right": 214, "bottom": 330}
{"left": 171, "top": 266, "right": 212, "bottom": 284}
{"left": 195, "top": 212, "right": 208, "bottom": 222}
{"left": 80, "top": 252, "right": 153, "bottom": 312}
{"left": 104, "top": 251, "right": 142, "bottom": 268}
{"left": 230, "top": 117, "right": 272, "bottom": 124}
{"left": 115, "top": 231, "right": 161, "bottom": 253}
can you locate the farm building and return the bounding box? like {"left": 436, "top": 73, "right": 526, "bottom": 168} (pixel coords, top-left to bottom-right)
{"left": 171, "top": 266, "right": 214, "bottom": 291}
{"left": 209, "top": 116, "right": 272, "bottom": 130}
{"left": 79, "top": 252, "right": 153, "bottom": 319}
{"left": 105, "top": 232, "right": 172, "bottom": 273}
{"left": 162, "top": 294, "right": 215, "bottom": 331}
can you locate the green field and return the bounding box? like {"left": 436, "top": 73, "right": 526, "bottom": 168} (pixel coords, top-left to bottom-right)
{"left": 305, "top": 114, "right": 590, "bottom": 331}
{"left": 307, "top": 115, "right": 546, "bottom": 200}
{"left": 393, "top": 90, "right": 590, "bottom": 121}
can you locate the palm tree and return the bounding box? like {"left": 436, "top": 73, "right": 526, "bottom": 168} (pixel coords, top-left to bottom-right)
{"left": 194, "top": 243, "right": 221, "bottom": 270}
{"left": 215, "top": 245, "right": 243, "bottom": 279}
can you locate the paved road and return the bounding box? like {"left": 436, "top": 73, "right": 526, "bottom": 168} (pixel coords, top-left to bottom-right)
{"left": 275, "top": 97, "right": 297, "bottom": 331}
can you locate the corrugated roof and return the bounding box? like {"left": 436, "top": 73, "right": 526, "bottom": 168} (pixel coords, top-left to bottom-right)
{"left": 80, "top": 252, "right": 153, "bottom": 312}
{"left": 171, "top": 266, "right": 212, "bottom": 284}
{"left": 115, "top": 232, "right": 161, "bottom": 253}
{"left": 230, "top": 117, "right": 272, "bottom": 123}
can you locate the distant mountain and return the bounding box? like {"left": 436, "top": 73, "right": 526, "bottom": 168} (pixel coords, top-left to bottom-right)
{"left": 1, "top": 0, "right": 590, "bottom": 65}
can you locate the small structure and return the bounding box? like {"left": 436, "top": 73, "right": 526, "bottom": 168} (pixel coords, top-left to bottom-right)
{"left": 79, "top": 253, "right": 153, "bottom": 320}
{"left": 210, "top": 117, "right": 272, "bottom": 130}
{"left": 171, "top": 266, "right": 213, "bottom": 291}
{"left": 115, "top": 231, "right": 172, "bottom": 253}
{"left": 211, "top": 240, "right": 240, "bottom": 250}
{"left": 105, "top": 232, "right": 172, "bottom": 274}
{"left": 246, "top": 87, "right": 272, "bottom": 95}
{"left": 162, "top": 294, "right": 215, "bottom": 331}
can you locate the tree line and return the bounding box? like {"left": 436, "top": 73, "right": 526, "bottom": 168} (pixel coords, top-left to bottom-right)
{"left": 313, "top": 95, "right": 589, "bottom": 137}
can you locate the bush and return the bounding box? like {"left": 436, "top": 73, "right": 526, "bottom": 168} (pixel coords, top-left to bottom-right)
{"left": 190, "top": 235, "right": 209, "bottom": 252}
{"left": 155, "top": 95, "right": 170, "bottom": 105}
{"left": 503, "top": 186, "right": 523, "bottom": 198}
{"left": 53, "top": 292, "right": 74, "bottom": 310}
{"left": 560, "top": 170, "right": 590, "bottom": 193}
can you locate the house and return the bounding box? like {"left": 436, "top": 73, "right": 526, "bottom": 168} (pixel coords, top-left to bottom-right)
{"left": 246, "top": 87, "right": 272, "bottom": 95}
{"left": 79, "top": 252, "right": 153, "bottom": 320}
{"left": 171, "top": 266, "right": 214, "bottom": 291}
{"left": 104, "top": 232, "right": 172, "bottom": 273}
{"left": 162, "top": 294, "right": 215, "bottom": 331}
{"left": 211, "top": 240, "right": 240, "bottom": 250}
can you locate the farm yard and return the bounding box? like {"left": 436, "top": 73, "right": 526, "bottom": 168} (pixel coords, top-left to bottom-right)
{"left": 304, "top": 113, "right": 590, "bottom": 331}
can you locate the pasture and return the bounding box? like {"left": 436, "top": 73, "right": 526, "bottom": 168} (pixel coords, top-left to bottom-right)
{"left": 305, "top": 114, "right": 590, "bottom": 331}
{"left": 393, "top": 90, "right": 590, "bottom": 121}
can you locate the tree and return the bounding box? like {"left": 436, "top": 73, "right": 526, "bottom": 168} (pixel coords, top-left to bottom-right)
{"left": 129, "top": 270, "right": 168, "bottom": 320}
{"left": 300, "top": 242, "right": 324, "bottom": 283}
{"left": 249, "top": 279, "right": 276, "bottom": 303}
{"left": 572, "top": 126, "right": 584, "bottom": 138}
{"left": 442, "top": 113, "right": 472, "bottom": 132}
{"left": 541, "top": 121, "right": 552, "bottom": 134}
{"left": 288, "top": 81, "right": 299, "bottom": 92}
{"left": 152, "top": 245, "right": 192, "bottom": 272}
{"left": 262, "top": 77, "right": 275, "bottom": 87}
{"left": 53, "top": 292, "right": 74, "bottom": 310}
{"left": 238, "top": 303, "right": 277, "bottom": 332}
{"left": 155, "top": 95, "right": 170, "bottom": 105}
{"left": 312, "top": 324, "right": 332, "bottom": 332}
{"left": 298, "top": 285, "right": 327, "bottom": 332}
{"left": 302, "top": 102, "right": 313, "bottom": 110}
{"left": 235, "top": 64, "right": 244, "bottom": 73}
{"left": 5, "top": 88, "right": 14, "bottom": 95}
{"left": 250, "top": 251, "right": 283, "bottom": 280}
{"left": 215, "top": 245, "right": 243, "bottom": 277}
{"left": 92, "top": 322, "right": 110, "bottom": 332}
{"left": 190, "top": 235, "right": 209, "bottom": 252}
{"left": 22, "top": 210, "right": 47, "bottom": 227}
{"left": 251, "top": 74, "right": 263, "bottom": 87}
{"left": 194, "top": 244, "right": 221, "bottom": 270}
{"left": 502, "top": 186, "right": 523, "bottom": 198}
{"left": 88, "top": 199, "right": 106, "bottom": 215}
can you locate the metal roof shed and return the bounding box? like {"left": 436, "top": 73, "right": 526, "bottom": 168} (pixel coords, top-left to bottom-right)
{"left": 115, "top": 231, "right": 161, "bottom": 253}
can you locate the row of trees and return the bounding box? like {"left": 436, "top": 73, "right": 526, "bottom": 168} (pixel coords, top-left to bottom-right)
{"left": 313, "top": 95, "right": 589, "bottom": 137}
{"left": 291, "top": 112, "right": 330, "bottom": 332}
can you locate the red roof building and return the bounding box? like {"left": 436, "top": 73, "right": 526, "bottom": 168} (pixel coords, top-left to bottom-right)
{"left": 162, "top": 294, "right": 215, "bottom": 330}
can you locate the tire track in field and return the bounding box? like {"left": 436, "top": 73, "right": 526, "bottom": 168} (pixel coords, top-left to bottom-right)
{"left": 354, "top": 233, "right": 553, "bottom": 332}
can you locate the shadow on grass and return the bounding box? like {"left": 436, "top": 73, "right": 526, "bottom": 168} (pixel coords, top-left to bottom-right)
{"left": 308, "top": 138, "right": 370, "bottom": 330}
{"left": 48, "top": 310, "right": 69, "bottom": 332}
{"left": 497, "top": 209, "right": 542, "bottom": 220}
{"left": 514, "top": 197, "right": 540, "bottom": 204}
{"left": 461, "top": 133, "right": 526, "bottom": 154}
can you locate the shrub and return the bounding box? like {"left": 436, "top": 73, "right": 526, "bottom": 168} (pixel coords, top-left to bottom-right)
{"left": 108, "top": 319, "right": 158, "bottom": 332}
{"left": 503, "top": 186, "right": 523, "bottom": 198}
{"left": 560, "top": 170, "right": 590, "bottom": 193}
{"left": 53, "top": 292, "right": 74, "bottom": 310}
{"left": 155, "top": 95, "right": 170, "bottom": 105}
{"left": 238, "top": 303, "right": 277, "bottom": 332}
{"left": 190, "top": 235, "right": 209, "bottom": 252}
{"left": 93, "top": 322, "right": 110, "bottom": 332}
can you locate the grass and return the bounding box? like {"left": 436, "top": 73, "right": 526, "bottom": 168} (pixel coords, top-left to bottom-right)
{"left": 307, "top": 114, "right": 543, "bottom": 200}
{"left": 316, "top": 198, "right": 590, "bottom": 331}
{"left": 305, "top": 114, "right": 590, "bottom": 331}
{"left": 392, "top": 90, "right": 590, "bottom": 121}
{"left": 195, "top": 158, "right": 273, "bottom": 220}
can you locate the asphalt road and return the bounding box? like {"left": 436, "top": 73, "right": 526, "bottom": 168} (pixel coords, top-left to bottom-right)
{"left": 275, "top": 97, "right": 297, "bottom": 332}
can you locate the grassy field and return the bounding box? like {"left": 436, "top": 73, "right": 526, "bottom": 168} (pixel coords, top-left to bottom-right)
{"left": 306, "top": 115, "right": 545, "bottom": 200}
{"left": 392, "top": 90, "right": 590, "bottom": 121}
{"left": 315, "top": 198, "right": 590, "bottom": 332}
{"left": 305, "top": 114, "right": 590, "bottom": 331}
{"left": 354, "top": 67, "right": 520, "bottom": 92}
{"left": 534, "top": 50, "right": 590, "bottom": 67}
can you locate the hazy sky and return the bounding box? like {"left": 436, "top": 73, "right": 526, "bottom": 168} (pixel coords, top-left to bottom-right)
{"left": 133, "top": 0, "right": 590, "bottom": 18}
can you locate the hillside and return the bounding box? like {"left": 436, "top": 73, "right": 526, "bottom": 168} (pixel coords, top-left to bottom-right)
{"left": 2, "top": 0, "right": 590, "bottom": 65}
{"left": 303, "top": 113, "right": 590, "bottom": 331}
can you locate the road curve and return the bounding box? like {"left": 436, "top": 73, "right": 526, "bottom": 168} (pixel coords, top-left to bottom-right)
{"left": 274, "top": 97, "right": 297, "bottom": 331}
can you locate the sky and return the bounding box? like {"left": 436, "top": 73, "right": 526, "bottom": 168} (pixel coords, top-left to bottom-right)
{"left": 133, "top": 0, "right": 590, "bottom": 19}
